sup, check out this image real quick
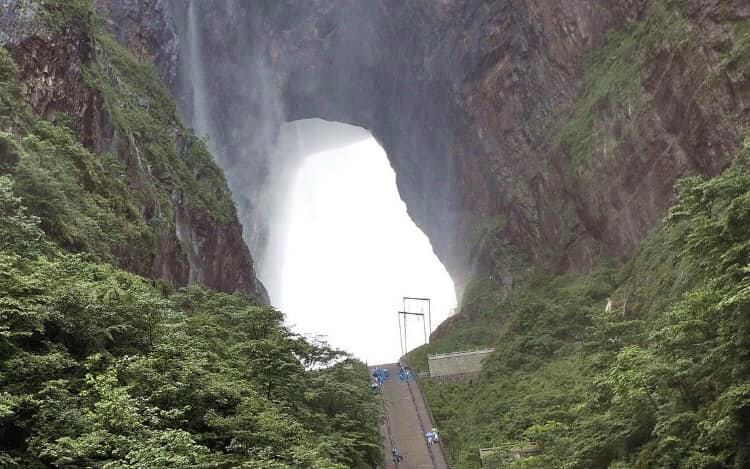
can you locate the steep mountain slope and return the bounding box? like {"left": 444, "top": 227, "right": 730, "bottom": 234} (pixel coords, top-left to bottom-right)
{"left": 0, "top": 2, "right": 381, "bottom": 467}
{"left": 410, "top": 133, "right": 750, "bottom": 468}
{"left": 94, "top": 0, "right": 748, "bottom": 300}
{"left": 0, "top": 0, "right": 267, "bottom": 301}
{"left": 405, "top": 3, "right": 750, "bottom": 467}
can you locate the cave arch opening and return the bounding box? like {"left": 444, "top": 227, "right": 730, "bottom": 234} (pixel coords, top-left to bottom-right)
{"left": 258, "top": 119, "right": 456, "bottom": 363}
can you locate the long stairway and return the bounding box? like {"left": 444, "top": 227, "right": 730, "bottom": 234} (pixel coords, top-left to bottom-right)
{"left": 373, "top": 364, "right": 450, "bottom": 469}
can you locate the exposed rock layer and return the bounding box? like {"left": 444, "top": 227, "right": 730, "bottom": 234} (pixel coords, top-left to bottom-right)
{"left": 9, "top": 0, "right": 750, "bottom": 302}
{"left": 101, "top": 0, "right": 749, "bottom": 298}
{"left": 0, "top": 0, "right": 268, "bottom": 302}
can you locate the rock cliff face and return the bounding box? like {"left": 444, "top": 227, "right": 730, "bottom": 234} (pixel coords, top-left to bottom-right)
{"left": 97, "top": 0, "right": 749, "bottom": 300}
{"left": 94, "top": 0, "right": 178, "bottom": 88}
{"left": 12, "top": 0, "right": 749, "bottom": 303}
{"left": 0, "top": 0, "right": 268, "bottom": 302}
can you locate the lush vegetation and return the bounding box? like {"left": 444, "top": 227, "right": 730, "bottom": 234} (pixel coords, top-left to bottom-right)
{"left": 0, "top": 185, "right": 380, "bottom": 467}
{"left": 410, "top": 5, "right": 750, "bottom": 467}
{"left": 0, "top": 5, "right": 381, "bottom": 467}
{"left": 85, "top": 32, "right": 238, "bottom": 224}
{"left": 411, "top": 133, "right": 750, "bottom": 468}
{"left": 558, "top": 1, "right": 743, "bottom": 173}
{"left": 5, "top": 1, "right": 749, "bottom": 468}
{"left": 3, "top": 0, "right": 251, "bottom": 283}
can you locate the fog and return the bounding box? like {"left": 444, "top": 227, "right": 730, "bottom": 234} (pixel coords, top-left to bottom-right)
{"left": 179, "top": 0, "right": 455, "bottom": 363}
{"left": 260, "top": 119, "right": 456, "bottom": 364}
{"left": 178, "top": 4, "right": 456, "bottom": 364}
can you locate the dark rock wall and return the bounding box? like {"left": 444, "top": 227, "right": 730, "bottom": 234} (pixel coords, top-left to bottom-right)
{"left": 30, "top": 0, "right": 750, "bottom": 301}
{"left": 94, "top": 0, "right": 179, "bottom": 88}
{"left": 0, "top": 0, "right": 268, "bottom": 302}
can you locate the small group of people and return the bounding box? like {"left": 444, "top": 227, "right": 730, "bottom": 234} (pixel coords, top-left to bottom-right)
{"left": 398, "top": 364, "right": 414, "bottom": 382}
{"left": 389, "top": 428, "right": 439, "bottom": 464}
{"left": 371, "top": 367, "right": 390, "bottom": 394}
{"left": 373, "top": 367, "right": 390, "bottom": 384}
{"left": 425, "top": 428, "right": 439, "bottom": 446}
{"left": 398, "top": 369, "right": 413, "bottom": 382}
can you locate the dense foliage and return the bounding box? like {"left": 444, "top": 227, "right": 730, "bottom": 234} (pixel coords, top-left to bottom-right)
{"left": 408, "top": 3, "right": 750, "bottom": 467}
{"left": 0, "top": 190, "right": 380, "bottom": 467}
{"left": 0, "top": 5, "right": 380, "bottom": 467}
{"left": 411, "top": 135, "right": 750, "bottom": 468}
{"left": 0, "top": 96, "right": 380, "bottom": 469}
{"left": 3, "top": 0, "right": 255, "bottom": 284}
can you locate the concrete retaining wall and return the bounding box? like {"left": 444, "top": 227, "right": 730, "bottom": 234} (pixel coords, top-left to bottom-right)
{"left": 428, "top": 349, "right": 494, "bottom": 378}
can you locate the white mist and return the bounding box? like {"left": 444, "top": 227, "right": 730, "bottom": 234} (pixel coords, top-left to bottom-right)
{"left": 260, "top": 119, "right": 456, "bottom": 364}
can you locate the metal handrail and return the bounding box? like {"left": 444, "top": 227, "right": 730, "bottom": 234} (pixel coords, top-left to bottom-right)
{"left": 403, "top": 358, "right": 451, "bottom": 468}
{"left": 376, "top": 368, "right": 400, "bottom": 467}
{"left": 406, "top": 377, "right": 439, "bottom": 467}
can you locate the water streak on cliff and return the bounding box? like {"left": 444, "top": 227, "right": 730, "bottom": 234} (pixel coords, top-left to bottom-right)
{"left": 186, "top": 0, "right": 210, "bottom": 142}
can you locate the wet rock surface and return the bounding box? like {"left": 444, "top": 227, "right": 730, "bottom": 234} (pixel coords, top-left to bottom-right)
{"left": 93, "top": 0, "right": 179, "bottom": 88}
{"left": 8, "top": 0, "right": 750, "bottom": 299}
{"left": 125, "top": 1, "right": 747, "bottom": 292}
{"left": 0, "top": 1, "right": 268, "bottom": 302}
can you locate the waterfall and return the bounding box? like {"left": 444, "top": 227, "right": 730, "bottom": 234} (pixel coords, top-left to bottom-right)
{"left": 186, "top": 0, "right": 211, "bottom": 142}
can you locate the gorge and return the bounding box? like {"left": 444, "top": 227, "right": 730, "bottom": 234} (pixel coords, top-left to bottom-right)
{"left": 97, "top": 0, "right": 749, "bottom": 301}
{"left": 1, "top": 0, "right": 750, "bottom": 467}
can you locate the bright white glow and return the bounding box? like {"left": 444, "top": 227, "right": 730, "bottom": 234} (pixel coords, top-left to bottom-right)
{"left": 261, "top": 120, "right": 456, "bottom": 364}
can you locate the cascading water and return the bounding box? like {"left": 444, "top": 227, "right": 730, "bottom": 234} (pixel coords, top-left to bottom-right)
{"left": 176, "top": 3, "right": 458, "bottom": 363}
{"left": 186, "top": 0, "right": 210, "bottom": 142}
{"left": 178, "top": 0, "right": 285, "bottom": 266}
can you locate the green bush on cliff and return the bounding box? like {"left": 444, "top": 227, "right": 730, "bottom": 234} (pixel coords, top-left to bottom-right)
{"left": 40, "top": 0, "right": 93, "bottom": 33}
{"left": 13, "top": 121, "right": 152, "bottom": 265}
{"left": 0, "top": 50, "right": 28, "bottom": 131}
{"left": 727, "top": 20, "right": 750, "bottom": 80}
{"left": 0, "top": 169, "right": 380, "bottom": 468}
{"left": 86, "top": 33, "right": 236, "bottom": 224}
{"left": 0, "top": 9, "right": 381, "bottom": 468}
{"left": 559, "top": 27, "right": 641, "bottom": 169}
{"left": 0, "top": 0, "right": 242, "bottom": 277}
{"left": 414, "top": 135, "right": 750, "bottom": 468}
{"left": 557, "top": 2, "right": 703, "bottom": 171}
{"left": 0, "top": 45, "right": 155, "bottom": 272}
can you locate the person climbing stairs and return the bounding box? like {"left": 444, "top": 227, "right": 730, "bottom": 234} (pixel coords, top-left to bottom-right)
{"left": 373, "top": 364, "right": 450, "bottom": 469}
